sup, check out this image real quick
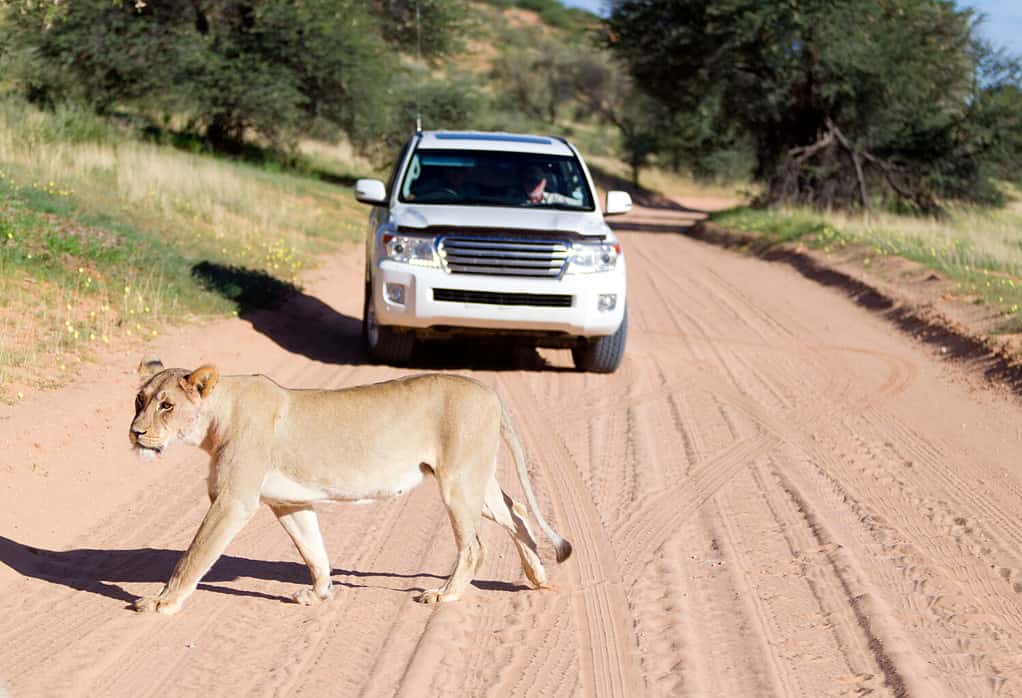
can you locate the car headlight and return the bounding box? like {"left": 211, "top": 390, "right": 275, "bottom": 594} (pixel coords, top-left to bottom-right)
{"left": 381, "top": 234, "right": 439, "bottom": 267}
{"left": 566, "top": 241, "right": 621, "bottom": 273}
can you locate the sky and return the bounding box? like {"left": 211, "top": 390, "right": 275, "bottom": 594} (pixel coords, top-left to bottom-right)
{"left": 559, "top": 0, "right": 1022, "bottom": 58}
{"left": 966, "top": 0, "right": 1022, "bottom": 56}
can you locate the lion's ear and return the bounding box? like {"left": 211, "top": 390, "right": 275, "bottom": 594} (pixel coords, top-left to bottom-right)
{"left": 184, "top": 364, "right": 219, "bottom": 399}
{"left": 137, "top": 356, "right": 165, "bottom": 382}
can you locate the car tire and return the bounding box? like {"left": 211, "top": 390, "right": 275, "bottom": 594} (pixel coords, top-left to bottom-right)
{"left": 362, "top": 276, "right": 414, "bottom": 364}
{"left": 571, "top": 307, "right": 627, "bottom": 373}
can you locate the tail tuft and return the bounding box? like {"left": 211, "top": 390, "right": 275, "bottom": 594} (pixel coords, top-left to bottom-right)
{"left": 555, "top": 538, "right": 573, "bottom": 564}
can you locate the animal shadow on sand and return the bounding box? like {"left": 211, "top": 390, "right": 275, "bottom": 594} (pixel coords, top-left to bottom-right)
{"left": 0, "top": 536, "right": 527, "bottom": 608}
{"left": 191, "top": 261, "right": 574, "bottom": 372}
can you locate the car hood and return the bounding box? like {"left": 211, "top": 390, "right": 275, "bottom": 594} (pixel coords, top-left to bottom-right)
{"left": 390, "top": 204, "right": 612, "bottom": 239}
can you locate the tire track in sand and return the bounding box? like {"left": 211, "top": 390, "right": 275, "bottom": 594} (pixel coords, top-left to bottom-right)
{"left": 498, "top": 372, "right": 644, "bottom": 697}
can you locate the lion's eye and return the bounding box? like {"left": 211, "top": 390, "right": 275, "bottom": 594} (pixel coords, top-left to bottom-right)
{"left": 159, "top": 401, "right": 174, "bottom": 411}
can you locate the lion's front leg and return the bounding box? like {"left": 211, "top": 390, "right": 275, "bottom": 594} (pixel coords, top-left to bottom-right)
{"left": 133, "top": 495, "right": 257, "bottom": 615}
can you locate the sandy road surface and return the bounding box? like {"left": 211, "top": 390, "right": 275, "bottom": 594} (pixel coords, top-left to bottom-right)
{"left": 3, "top": 198, "right": 1022, "bottom": 697}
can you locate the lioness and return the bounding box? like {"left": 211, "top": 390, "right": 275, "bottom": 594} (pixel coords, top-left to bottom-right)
{"left": 128, "top": 358, "right": 572, "bottom": 615}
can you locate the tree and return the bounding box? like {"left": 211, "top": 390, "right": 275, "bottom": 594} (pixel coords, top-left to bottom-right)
{"left": 560, "top": 51, "right": 663, "bottom": 186}
{"left": 607, "top": 0, "right": 1016, "bottom": 212}
{"left": 1, "top": 0, "right": 398, "bottom": 152}
{"left": 489, "top": 39, "right": 578, "bottom": 125}
{"left": 961, "top": 43, "right": 1022, "bottom": 193}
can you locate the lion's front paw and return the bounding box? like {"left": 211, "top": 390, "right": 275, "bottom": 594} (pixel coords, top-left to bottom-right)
{"left": 132, "top": 595, "right": 181, "bottom": 615}
{"left": 292, "top": 585, "right": 332, "bottom": 606}
{"left": 414, "top": 588, "right": 458, "bottom": 605}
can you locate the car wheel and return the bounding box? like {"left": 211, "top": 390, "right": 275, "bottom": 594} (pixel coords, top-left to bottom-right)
{"left": 571, "top": 307, "right": 627, "bottom": 373}
{"left": 362, "top": 275, "right": 414, "bottom": 364}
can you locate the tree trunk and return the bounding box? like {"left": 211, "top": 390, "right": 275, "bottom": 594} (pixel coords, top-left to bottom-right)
{"left": 206, "top": 114, "right": 243, "bottom": 154}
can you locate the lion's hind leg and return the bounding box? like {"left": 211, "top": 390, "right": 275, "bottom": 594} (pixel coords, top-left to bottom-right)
{"left": 416, "top": 476, "right": 486, "bottom": 605}
{"left": 271, "top": 504, "right": 334, "bottom": 605}
{"left": 481, "top": 475, "right": 548, "bottom": 589}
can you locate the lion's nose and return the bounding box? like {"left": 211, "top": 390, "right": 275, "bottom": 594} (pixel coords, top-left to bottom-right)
{"left": 131, "top": 425, "right": 147, "bottom": 436}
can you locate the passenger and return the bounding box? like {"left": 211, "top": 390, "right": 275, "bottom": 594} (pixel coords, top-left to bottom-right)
{"left": 522, "top": 165, "right": 579, "bottom": 206}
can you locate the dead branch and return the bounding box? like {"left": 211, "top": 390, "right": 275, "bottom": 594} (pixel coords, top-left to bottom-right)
{"left": 826, "top": 118, "right": 869, "bottom": 210}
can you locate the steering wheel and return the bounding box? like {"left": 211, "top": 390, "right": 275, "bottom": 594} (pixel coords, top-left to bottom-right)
{"left": 417, "top": 188, "right": 460, "bottom": 202}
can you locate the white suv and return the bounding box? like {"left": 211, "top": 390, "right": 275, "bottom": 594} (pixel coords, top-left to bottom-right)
{"left": 354, "top": 130, "right": 630, "bottom": 372}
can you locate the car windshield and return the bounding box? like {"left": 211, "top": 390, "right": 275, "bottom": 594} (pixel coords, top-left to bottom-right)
{"left": 398, "top": 149, "right": 595, "bottom": 210}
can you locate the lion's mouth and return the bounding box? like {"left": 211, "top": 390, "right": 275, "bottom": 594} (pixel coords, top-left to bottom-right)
{"left": 134, "top": 443, "right": 164, "bottom": 456}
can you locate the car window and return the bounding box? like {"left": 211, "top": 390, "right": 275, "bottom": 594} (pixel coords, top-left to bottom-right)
{"left": 398, "top": 149, "right": 595, "bottom": 210}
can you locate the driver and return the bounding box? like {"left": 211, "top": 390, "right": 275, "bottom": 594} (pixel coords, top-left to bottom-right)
{"left": 412, "top": 165, "right": 477, "bottom": 201}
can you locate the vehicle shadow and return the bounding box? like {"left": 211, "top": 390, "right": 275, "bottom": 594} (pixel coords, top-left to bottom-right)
{"left": 607, "top": 220, "right": 702, "bottom": 235}
{"left": 409, "top": 340, "right": 575, "bottom": 372}
{"left": 0, "top": 536, "right": 526, "bottom": 607}
{"left": 191, "top": 261, "right": 577, "bottom": 372}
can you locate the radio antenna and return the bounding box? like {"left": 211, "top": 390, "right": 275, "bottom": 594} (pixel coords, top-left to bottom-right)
{"left": 415, "top": 0, "right": 423, "bottom": 132}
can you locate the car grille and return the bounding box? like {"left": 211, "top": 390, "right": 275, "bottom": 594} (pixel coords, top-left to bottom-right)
{"left": 433, "top": 288, "right": 573, "bottom": 308}
{"left": 437, "top": 235, "right": 571, "bottom": 277}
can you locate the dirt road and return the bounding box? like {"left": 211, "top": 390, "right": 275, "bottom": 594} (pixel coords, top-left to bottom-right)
{"left": 3, "top": 198, "right": 1022, "bottom": 697}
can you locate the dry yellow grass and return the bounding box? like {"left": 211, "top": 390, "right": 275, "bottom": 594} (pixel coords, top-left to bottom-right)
{"left": 1, "top": 133, "right": 361, "bottom": 264}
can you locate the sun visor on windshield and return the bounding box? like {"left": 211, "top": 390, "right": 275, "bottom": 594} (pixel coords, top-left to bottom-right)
{"left": 417, "top": 154, "right": 476, "bottom": 167}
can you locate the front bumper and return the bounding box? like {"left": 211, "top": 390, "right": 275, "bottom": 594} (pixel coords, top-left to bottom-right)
{"left": 372, "top": 260, "right": 627, "bottom": 337}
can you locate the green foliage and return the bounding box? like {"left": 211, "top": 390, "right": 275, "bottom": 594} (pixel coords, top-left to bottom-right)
{"left": 489, "top": 39, "right": 579, "bottom": 124}
{"left": 607, "top": 0, "right": 1022, "bottom": 210}
{"left": 1, "top": 0, "right": 397, "bottom": 151}
{"left": 1, "top": 0, "right": 622, "bottom": 171}
{"left": 363, "top": 69, "right": 484, "bottom": 166}
{"left": 963, "top": 45, "right": 1022, "bottom": 192}
{"left": 370, "top": 0, "right": 470, "bottom": 60}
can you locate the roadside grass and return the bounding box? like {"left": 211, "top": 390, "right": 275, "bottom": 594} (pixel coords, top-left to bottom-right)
{"left": 0, "top": 98, "right": 367, "bottom": 400}
{"left": 710, "top": 200, "right": 1022, "bottom": 332}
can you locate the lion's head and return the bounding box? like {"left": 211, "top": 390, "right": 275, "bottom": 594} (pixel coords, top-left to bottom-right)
{"left": 129, "top": 357, "right": 219, "bottom": 457}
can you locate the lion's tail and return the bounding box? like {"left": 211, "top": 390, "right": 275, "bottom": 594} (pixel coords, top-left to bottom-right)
{"left": 500, "top": 407, "right": 573, "bottom": 563}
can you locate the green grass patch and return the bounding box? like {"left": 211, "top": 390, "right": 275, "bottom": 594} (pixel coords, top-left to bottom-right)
{"left": 711, "top": 207, "right": 839, "bottom": 244}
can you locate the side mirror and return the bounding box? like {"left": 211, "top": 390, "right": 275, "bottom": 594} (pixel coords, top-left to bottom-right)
{"left": 355, "top": 179, "right": 387, "bottom": 205}
{"left": 605, "top": 190, "right": 632, "bottom": 215}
